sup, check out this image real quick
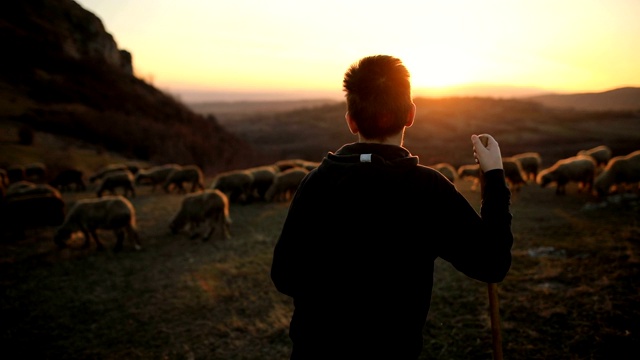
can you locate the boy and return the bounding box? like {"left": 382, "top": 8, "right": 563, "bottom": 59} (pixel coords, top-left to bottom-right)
{"left": 271, "top": 54, "right": 513, "bottom": 359}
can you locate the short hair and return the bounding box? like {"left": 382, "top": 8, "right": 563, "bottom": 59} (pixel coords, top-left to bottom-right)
{"left": 342, "top": 55, "right": 413, "bottom": 141}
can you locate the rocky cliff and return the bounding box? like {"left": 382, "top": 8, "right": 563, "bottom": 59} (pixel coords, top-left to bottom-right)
{"left": 0, "top": 0, "right": 255, "bottom": 173}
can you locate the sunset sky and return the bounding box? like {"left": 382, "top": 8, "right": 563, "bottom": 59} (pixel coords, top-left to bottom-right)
{"left": 76, "top": 0, "right": 640, "bottom": 102}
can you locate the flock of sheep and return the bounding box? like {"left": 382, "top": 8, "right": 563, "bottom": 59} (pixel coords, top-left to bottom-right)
{"left": 0, "top": 158, "right": 319, "bottom": 250}
{"left": 1, "top": 145, "right": 638, "bottom": 251}
{"left": 440, "top": 145, "right": 640, "bottom": 198}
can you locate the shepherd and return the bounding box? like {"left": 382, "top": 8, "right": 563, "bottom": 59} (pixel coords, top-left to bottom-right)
{"left": 270, "top": 55, "right": 514, "bottom": 359}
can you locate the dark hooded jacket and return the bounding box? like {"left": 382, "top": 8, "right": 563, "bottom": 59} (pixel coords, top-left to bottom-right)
{"left": 271, "top": 142, "right": 513, "bottom": 359}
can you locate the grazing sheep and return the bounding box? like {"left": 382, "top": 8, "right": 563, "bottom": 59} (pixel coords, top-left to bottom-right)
{"left": 502, "top": 157, "right": 528, "bottom": 192}
{"left": 49, "top": 168, "right": 86, "bottom": 192}
{"left": 594, "top": 150, "right": 640, "bottom": 197}
{"left": 537, "top": 155, "right": 597, "bottom": 195}
{"left": 578, "top": 145, "right": 612, "bottom": 167}
{"left": 54, "top": 195, "right": 141, "bottom": 252}
{"left": 511, "top": 152, "right": 542, "bottom": 182}
{"left": 209, "top": 169, "right": 255, "bottom": 203}
{"left": 0, "top": 181, "right": 65, "bottom": 239}
{"left": 429, "top": 163, "right": 457, "bottom": 183}
{"left": 135, "top": 163, "right": 181, "bottom": 192}
{"left": 457, "top": 163, "right": 481, "bottom": 191}
{"left": 89, "top": 163, "right": 128, "bottom": 183}
{"left": 162, "top": 165, "right": 205, "bottom": 194}
{"left": 247, "top": 165, "right": 278, "bottom": 201}
{"left": 7, "top": 165, "right": 25, "bottom": 184}
{"left": 24, "top": 162, "right": 47, "bottom": 183}
{"left": 169, "top": 189, "right": 232, "bottom": 241}
{"left": 274, "top": 159, "right": 319, "bottom": 172}
{"left": 97, "top": 169, "right": 136, "bottom": 198}
{"left": 265, "top": 167, "right": 309, "bottom": 202}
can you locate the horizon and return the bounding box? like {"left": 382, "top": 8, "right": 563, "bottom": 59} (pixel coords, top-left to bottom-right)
{"left": 174, "top": 84, "right": 636, "bottom": 104}
{"left": 77, "top": 0, "right": 640, "bottom": 104}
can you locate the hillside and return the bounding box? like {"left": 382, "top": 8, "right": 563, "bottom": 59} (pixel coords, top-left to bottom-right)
{"left": 0, "top": 0, "right": 254, "bottom": 174}
{"left": 526, "top": 87, "right": 640, "bottom": 111}
{"left": 190, "top": 96, "right": 640, "bottom": 169}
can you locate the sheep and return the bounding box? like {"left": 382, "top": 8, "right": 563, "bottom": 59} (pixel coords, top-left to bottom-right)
{"left": 169, "top": 189, "right": 232, "bottom": 241}
{"left": 162, "top": 165, "right": 205, "bottom": 194}
{"left": 457, "top": 163, "right": 481, "bottom": 191}
{"left": 502, "top": 157, "right": 528, "bottom": 192}
{"left": 6, "top": 164, "right": 25, "bottom": 184}
{"left": 97, "top": 169, "right": 136, "bottom": 198}
{"left": 0, "top": 181, "right": 66, "bottom": 239}
{"left": 54, "top": 195, "right": 141, "bottom": 252}
{"left": 578, "top": 145, "right": 612, "bottom": 167}
{"left": 246, "top": 165, "right": 278, "bottom": 201}
{"left": 593, "top": 150, "right": 640, "bottom": 197}
{"left": 49, "top": 168, "right": 86, "bottom": 192}
{"left": 265, "top": 166, "right": 309, "bottom": 202}
{"left": 135, "top": 163, "right": 181, "bottom": 192}
{"left": 89, "top": 163, "right": 128, "bottom": 183}
{"left": 429, "top": 163, "right": 457, "bottom": 183}
{"left": 536, "top": 155, "right": 597, "bottom": 195}
{"left": 209, "top": 169, "right": 255, "bottom": 203}
{"left": 24, "top": 162, "right": 47, "bottom": 183}
{"left": 274, "top": 159, "right": 319, "bottom": 172}
{"left": 511, "top": 152, "right": 542, "bottom": 182}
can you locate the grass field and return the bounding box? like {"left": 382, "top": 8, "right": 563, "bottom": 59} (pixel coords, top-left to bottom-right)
{"left": 1, "top": 173, "right": 638, "bottom": 359}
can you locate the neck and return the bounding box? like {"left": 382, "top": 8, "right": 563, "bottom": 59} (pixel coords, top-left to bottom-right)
{"left": 358, "top": 129, "right": 405, "bottom": 146}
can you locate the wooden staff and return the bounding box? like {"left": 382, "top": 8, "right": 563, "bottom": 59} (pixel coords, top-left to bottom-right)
{"left": 478, "top": 134, "right": 504, "bottom": 360}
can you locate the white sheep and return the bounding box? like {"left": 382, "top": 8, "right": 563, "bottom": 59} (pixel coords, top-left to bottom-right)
{"left": 169, "top": 189, "right": 231, "bottom": 241}
{"left": 511, "top": 152, "right": 542, "bottom": 182}
{"left": 97, "top": 169, "right": 136, "bottom": 198}
{"left": 457, "top": 163, "right": 481, "bottom": 191}
{"left": 209, "top": 169, "right": 255, "bottom": 203}
{"left": 89, "top": 163, "right": 128, "bottom": 183}
{"left": 162, "top": 165, "right": 205, "bottom": 194}
{"left": 502, "top": 157, "right": 528, "bottom": 192}
{"left": 274, "top": 159, "right": 319, "bottom": 172}
{"left": 265, "top": 166, "right": 309, "bottom": 202}
{"left": 54, "top": 195, "right": 141, "bottom": 252}
{"left": 0, "top": 181, "right": 66, "bottom": 235}
{"left": 578, "top": 145, "right": 612, "bottom": 167}
{"left": 135, "top": 163, "right": 181, "bottom": 192}
{"left": 49, "top": 168, "right": 86, "bottom": 192}
{"left": 429, "top": 163, "right": 457, "bottom": 183}
{"left": 246, "top": 165, "right": 278, "bottom": 201}
{"left": 594, "top": 150, "right": 640, "bottom": 197}
{"left": 24, "top": 162, "right": 47, "bottom": 183}
{"left": 537, "top": 155, "right": 597, "bottom": 195}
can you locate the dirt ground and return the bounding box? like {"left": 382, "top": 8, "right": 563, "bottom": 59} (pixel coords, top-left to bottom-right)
{"left": 0, "top": 177, "right": 639, "bottom": 359}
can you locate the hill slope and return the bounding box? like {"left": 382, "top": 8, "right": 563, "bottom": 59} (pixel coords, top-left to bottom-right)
{"left": 0, "top": 0, "right": 254, "bottom": 173}
{"left": 526, "top": 87, "right": 640, "bottom": 111}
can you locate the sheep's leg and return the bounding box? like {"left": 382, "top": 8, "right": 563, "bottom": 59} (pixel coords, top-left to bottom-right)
{"left": 81, "top": 230, "right": 92, "bottom": 248}
{"left": 90, "top": 230, "right": 105, "bottom": 251}
{"left": 203, "top": 223, "right": 215, "bottom": 242}
{"left": 114, "top": 229, "right": 125, "bottom": 252}
{"left": 126, "top": 226, "right": 142, "bottom": 250}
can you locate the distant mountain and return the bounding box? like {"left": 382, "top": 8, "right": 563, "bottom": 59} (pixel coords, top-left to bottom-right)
{"left": 526, "top": 87, "right": 640, "bottom": 111}
{"left": 0, "top": 0, "right": 254, "bottom": 173}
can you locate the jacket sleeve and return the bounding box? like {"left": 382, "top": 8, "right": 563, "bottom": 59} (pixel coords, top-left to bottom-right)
{"left": 438, "top": 169, "right": 513, "bottom": 283}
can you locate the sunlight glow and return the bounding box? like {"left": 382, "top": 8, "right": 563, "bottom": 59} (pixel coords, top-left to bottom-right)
{"left": 76, "top": 0, "right": 640, "bottom": 101}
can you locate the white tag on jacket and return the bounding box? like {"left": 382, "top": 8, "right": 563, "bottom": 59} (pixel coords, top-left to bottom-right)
{"left": 360, "top": 154, "right": 372, "bottom": 162}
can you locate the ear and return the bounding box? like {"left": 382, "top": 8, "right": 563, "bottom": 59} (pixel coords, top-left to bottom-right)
{"left": 345, "top": 112, "right": 359, "bottom": 135}
{"left": 405, "top": 102, "right": 416, "bottom": 128}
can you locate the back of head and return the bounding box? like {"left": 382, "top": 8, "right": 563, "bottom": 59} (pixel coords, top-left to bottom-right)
{"left": 343, "top": 55, "right": 413, "bottom": 141}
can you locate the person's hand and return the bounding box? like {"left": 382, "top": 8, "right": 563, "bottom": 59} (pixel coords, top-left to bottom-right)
{"left": 471, "top": 134, "right": 503, "bottom": 172}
